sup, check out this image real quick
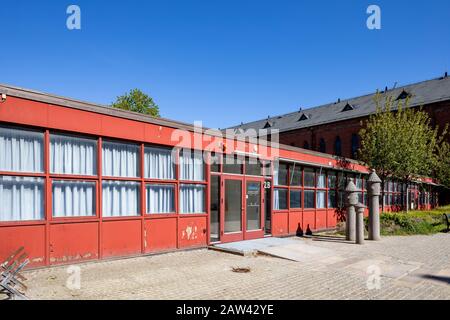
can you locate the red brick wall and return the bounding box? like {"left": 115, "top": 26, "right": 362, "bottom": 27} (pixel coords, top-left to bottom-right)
{"left": 279, "top": 101, "right": 450, "bottom": 159}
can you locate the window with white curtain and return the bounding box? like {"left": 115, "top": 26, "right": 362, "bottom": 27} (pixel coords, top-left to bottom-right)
{"left": 0, "top": 126, "right": 44, "bottom": 173}
{"left": 102, "top": 181, "right": 140, "bottom": 217}
{"left": 180, "top": 150, "right": 204, "bottom": 181}
{"left": 179, "top": 184, "right": 205, "bottom": 213}
{"left": 0, "top": 176, "right": 44, "bottom": 221}
{"left": 317, "top": 172, "right": 326, "bottom": 188}
{"left": 356, "top": 176, "right": 363, "bottom": 190}
{"left": 146, "top": 184, "right": 175, "bottom": 214}
{"left": 52, "top": 180, "right": 96, "bottom": 217}
{"left": 102, "top": 140, "right": 139, "bottom": 177}
{"left": 316, "top": 191, "right": 326, "bottom": 208}
{"left": 144, "top": 146, "right": 175, "bottom": 180}
{"left": 50, "top": 134, "right": 97, "bottom": 176}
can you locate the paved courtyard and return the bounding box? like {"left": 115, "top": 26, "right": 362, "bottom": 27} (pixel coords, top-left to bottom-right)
{"left": 21, "top": 233, "right": 450, "bottom": 300}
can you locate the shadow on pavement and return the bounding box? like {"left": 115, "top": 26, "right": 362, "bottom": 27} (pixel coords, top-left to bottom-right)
{"left": 420, "top": 274, "right": 450, "bottom": 285}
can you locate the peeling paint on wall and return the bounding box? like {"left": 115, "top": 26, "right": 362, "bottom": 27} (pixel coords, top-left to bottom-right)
{"left": 50, "top": 252, "right": 97, "bottom": 264}
{"left": 181, "top": 224, "right": 199, "bottom": 241}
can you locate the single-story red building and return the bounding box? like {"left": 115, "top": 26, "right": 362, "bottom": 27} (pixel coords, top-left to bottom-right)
{"left": 0, "top": 84, "right": 440, "bottom": 268}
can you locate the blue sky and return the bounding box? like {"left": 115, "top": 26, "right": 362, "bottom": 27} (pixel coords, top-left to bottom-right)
{"left": 1, "top": 1, "right": 450, "bottom": 129}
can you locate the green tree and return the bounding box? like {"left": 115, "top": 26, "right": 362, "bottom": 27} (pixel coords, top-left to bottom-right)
{"left": 435, "top": 141, "right": 450, "bottom": 187}
{"left": 358, "top": 94, "right": 448, "bottom": 208}
{"left": 111, "top": 89, "right": 160, "bottom": 117}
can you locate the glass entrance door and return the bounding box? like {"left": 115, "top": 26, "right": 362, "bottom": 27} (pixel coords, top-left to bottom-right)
{"left": 221, "top": 177, "right": 244, "bottom": 242}
{"left": 209, "top": 175, "right": 220, "bottom": 242}
{"left": 218, "top": 177, "right": 266, "bottom": 243}
{"left": 244, "top": 180, "right": 264, "bottom": 240}
{"left": 246, "top": 182, "right": 260, "bottom": 231}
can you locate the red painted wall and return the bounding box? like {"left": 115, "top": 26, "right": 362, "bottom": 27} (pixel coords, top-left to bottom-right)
{"left": 178, "top": 217, "right": 208, "bottom": 248}
{"left": 102, "top": 220, "right": 142, "bottom": 258}
{"left": 49, "top": 222, "right": 99, "bottom": 265}
{"left": 145, "top": 218, "right": 177, "bottom": 253}
{"left": 0, "top": 225, "right": 46, "bottom": 267}
{"left": 271, "top": 212, "right": 289, "bottom": 236}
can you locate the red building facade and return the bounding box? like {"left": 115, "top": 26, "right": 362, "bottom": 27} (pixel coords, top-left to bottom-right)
{"left": 0, "top": 83, "right": 440, "bottom": 269}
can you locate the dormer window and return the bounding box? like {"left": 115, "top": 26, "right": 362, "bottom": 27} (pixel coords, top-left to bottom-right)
{"left": 298, "top": 113, "right": 309, "bottom": 121}
{"left": 396, "top": 90, "right": 411, "bottom": 100}
{"left": 341, "top": 103, "right": 354, "bottom": 112}
{"left": 263, "top": 121, "right": 272, "bottom": 129}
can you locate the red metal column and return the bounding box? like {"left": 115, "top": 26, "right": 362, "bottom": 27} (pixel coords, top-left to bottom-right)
{"left": 175, "top": 148, "right": 180, "bottom": 249}
{"left": 140, "top": 143, "right": 146, "bottom": 253}
{"left": 44, "top": 130, "right": 51, "bottom": 266}
{"left": 205, "top": 152, "right": 211, "bottom": 245}
{"left": 98, "top": 137, "right": 103, "bottom": 259}
{"left": 325, "top": 171, "right": 329, "bottom": 228}
{"left": 301, "top": 166, "right": 304, "bottom": 230}
{"left": 314, "top": 169, "right": 317, "bottom": 230}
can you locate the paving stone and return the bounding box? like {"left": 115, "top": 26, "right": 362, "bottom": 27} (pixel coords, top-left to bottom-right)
{"left": 21, "top": 233, "right": 450, "bottom": 300}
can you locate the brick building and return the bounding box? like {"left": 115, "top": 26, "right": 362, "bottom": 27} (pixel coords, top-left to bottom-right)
{"left": 231, "top": 75, "right": 450, "bottom": 159}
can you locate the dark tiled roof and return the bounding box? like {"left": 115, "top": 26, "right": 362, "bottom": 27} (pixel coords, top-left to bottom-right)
{"left": 228, "top": 76, "right": 450, "bottom": 133}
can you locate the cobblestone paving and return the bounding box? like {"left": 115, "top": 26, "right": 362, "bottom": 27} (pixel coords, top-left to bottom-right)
{"left": 23, "top": 234, "right": 450, "bottom": 300}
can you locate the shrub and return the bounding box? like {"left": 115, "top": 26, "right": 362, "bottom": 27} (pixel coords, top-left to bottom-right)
{"left": 375, "top": 207, "right": 449, "bottom": 236}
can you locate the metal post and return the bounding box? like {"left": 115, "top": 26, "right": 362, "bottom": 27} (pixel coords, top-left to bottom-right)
{"left": 345, "top": 181, "right": 358, "bottom": 241}
{"left": 355, "top": 203, "right": 366, "bottom": 244}
{"left": 367, "top": 169, "right": 382, "bottom": 241}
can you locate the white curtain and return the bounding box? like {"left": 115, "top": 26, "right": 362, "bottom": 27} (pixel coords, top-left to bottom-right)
{"left": 102, "top": 141, "right": 139, "bottom": 177}
{"left": 356, "top": 177, "right": 363, "bottom": 190}
{"left": 0, "top": 126, "right": 44, "bottom": 173}
{"left": 180, "top": 150, "right": 204, "bottom": 181}
{"left": 317, "top": 173, "right": 326, "bottom": 188}
{"left": 273, "top": 163, "right": 279, "bottom": 186}
{"left": 273, "top": 188, "right": 280, "bottom": 210}
{"left": 102, "top": 181, "right": 139, "bottom": 217}
{"left": 0, "top": 176, "right": 44, "bottom": 221}
{"left": 50, "top": 134, "right": 97, "bottom": 175}
{"left": 179, "top": 184, "right": 205, "bottom": 213}
{"left": 144, "top": 146, "right": 174, "bottom": 179}
{"left": 52, "top": 180, "right": 96, "bottom": 217}
{"left": 316, "top": 191, "right": 326, "bottom": 208}
{"left": 146, "top": 184, "right": 174, "bottom": 214}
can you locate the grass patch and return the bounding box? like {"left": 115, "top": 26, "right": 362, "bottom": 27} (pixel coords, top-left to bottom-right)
{"left": 318, "top": 205, "right": 450, "bottom": 237}
{"left": 376, "top": 205, "right": 450, "bottom": 236}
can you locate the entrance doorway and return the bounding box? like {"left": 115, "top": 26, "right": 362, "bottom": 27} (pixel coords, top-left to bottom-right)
{"left": 211, "top": 176, "right": 266, "bottom": 243}
{"left": 221, "top": 177, "right": 244, "bottom": 242}
{"left": 244, "top": 180, "right": 264, "bottom": 240}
